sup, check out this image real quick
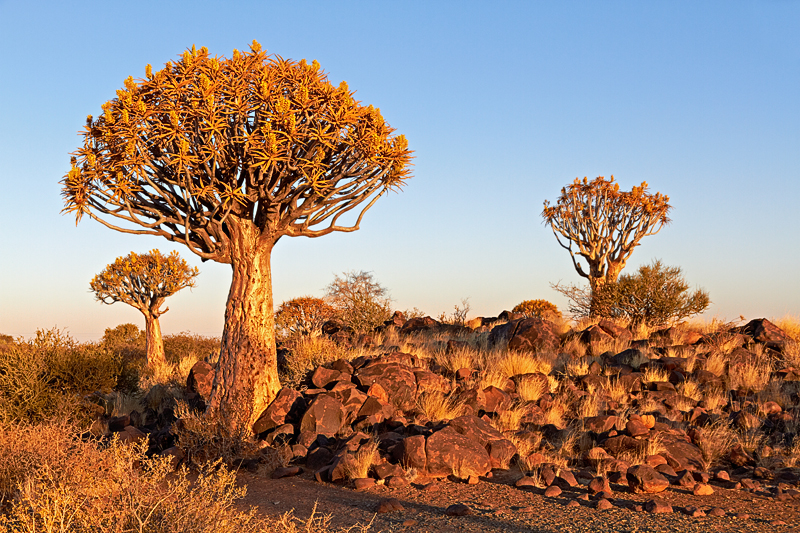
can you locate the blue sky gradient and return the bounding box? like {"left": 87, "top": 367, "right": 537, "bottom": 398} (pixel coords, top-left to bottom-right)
{"left": 1, "top": 1, "right": 798, "bottom": 340}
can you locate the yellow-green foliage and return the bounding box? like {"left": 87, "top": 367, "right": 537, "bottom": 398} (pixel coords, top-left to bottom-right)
{"left": 0, "top": 329, "right": 135, "bottom": 424}
{"left": 512, "top": 299, "right": 562, "bottom": 320}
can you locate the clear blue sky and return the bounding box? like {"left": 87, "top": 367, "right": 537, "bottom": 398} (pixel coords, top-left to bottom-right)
{"left": 1, "top": 1, "right": 798, "bottom": 340}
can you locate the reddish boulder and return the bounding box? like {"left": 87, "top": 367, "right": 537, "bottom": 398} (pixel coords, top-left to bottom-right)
{"left": 253, "top": 387, "right": 305, "bottom": 435}
{"left": 425, "top": 427, "right": 491, "bottom": 478}
{"left": 627, "top": 465, "right": 669, "bottom": 493}
{"left": 300, "top": 394, "right": 345, "bottom": 437}
{"left": 399, "top": 316, "right": 439, "bottom": 334}
{"left": 356, "top": 362, "right": 418, "bottom": 411}
{"left": 489, "top": 318, "right": 560, "bottom": 353}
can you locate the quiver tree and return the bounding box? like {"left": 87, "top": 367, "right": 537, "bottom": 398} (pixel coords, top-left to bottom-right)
{"left": 542, "top": 176, "right": 671, "bottom": 315}
{"left": 90, "top": 250, "right": 198, "bottom": 367}
{"left": 63, "top": 42, "right": 413, "bottom": 432}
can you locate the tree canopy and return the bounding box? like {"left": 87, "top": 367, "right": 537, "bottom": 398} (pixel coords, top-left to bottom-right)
{"left": 63, "top": 41, "right": 412, "bottom": 261}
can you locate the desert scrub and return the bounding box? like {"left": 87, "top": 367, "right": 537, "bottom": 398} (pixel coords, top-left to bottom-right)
{"left": 173, "top": 401, "right": 260, "bottom": 466}
{"left": 0, "top": 329, "right": 136, "bottom": 424}
{"left": 0, "top": 426, "right": 269, "bottom": 533}
{"left": 278, "top": 335, "right": 365, "bottom": 387}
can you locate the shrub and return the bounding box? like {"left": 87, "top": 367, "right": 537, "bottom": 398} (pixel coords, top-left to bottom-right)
{"left": 324, "top": 271, "right": 392, "bottom": 334}
{"left": 163, "top": 332, "right": 220, "bottom": 364}
{"left": 437, "top": 298, "right": 471, "bottom": 326}
{"left": 512, "top": 299, "right": 562, "bottom": 320}
{"left": 0, "top": 329, "right": 138, "bottom": 424}
{"left": 276, "top": 296, "right": 336, "bottom": 339}
{"left": 0, "top": 422, "right": 268, "bottom": 532}
{"left": 555, "top": 259, "right": 709, "bottom": 326}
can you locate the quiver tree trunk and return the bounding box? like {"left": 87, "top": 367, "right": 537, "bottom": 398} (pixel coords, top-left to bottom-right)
{"left": 143, "top": 313, "right": 166, "bottom": 367}
{"left": 208, "top": 221, "right": 281, "bottom": 433}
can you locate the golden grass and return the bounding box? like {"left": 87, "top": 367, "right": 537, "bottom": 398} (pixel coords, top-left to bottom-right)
{"left": 565, "top": 357, "right": 597, "bottom": 378}
{"left": 697, "top": 420, "right": 736, "bottom": 471}
{"left": 416, "top": 392, "right": 465, "bottom": 422}
{"left": 492, "top": 403, "right": 529, "bottom": 432}
{"left": 496, "top": 352, "right": 553, "bottom": 378}
{"left": 678, "top": 379, "right": 703, "bottom": 402}
{"left": 729, "top": 360, "right": 772, "bottom": 392}
{"left": 173, "top": 401, "right": 259, "bottom": 465}
{"left": 704, "top": 350, "right": 727, "bottom": 376}
{"left": 602, "top": 377, "right": 632, "bottom": 405}
{"left": 703, "top": 388, "right": 728, "bottom": 412}
{"left": 517, "top": 378, "right": 548, "bottom": 403}
{"left": 642, "top": 366, "right": 670, "bottom": 384}
{"left": 342, "top": 439, "right": 380, "bottom": 480}
{"left": 540, "top": 396, "right": 568, "bottom": 428}
{"left": 561, "top": 337, "right": 587, "bottom": 359}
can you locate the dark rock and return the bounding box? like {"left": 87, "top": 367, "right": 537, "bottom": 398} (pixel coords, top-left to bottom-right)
{"left": 300, "top": 394, "right": 345, "bottom": 437}
{"left": 544, "top": 485, "right": 562, "bottom": 497}
{"left": 445, "top": 503, "right": 472, "bottom": 516}
{"left": 376, "top": 498, "right": 404, "bottom": 513}
{"left": 644, "top": 499, "right": 672, "bottom": 513}
{"left": 355, "top": 361, "right": 418, "bottom": 411}
{"left": 186, "top": 361, "right": 214, "bottom": 399}
{"left": 400, "top": 316, "right": 439, "bottom": 334}
{"left": 488, "top": 318, "right": 560, "bottom": 353}
{"left": 271, "top": 466, "right": 302, "bottom": 479}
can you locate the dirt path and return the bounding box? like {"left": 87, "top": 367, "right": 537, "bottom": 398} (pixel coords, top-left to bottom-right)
{"left": 237, "top": 469, "right": 800, "bottom": 533}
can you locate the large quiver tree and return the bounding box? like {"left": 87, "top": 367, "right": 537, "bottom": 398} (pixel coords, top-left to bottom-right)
{"left": 62, "top": 42, "right": 413, "bottom": 432}
{"left": 90, "top": 250, "right": 198, "bottom": 367}
{"left": 542, "top": 176, "right": 671, "bottom": 315}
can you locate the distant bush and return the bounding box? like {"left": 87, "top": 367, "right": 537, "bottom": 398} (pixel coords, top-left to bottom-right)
{"left": 438, "top": 298, "right": 471, "bottom": 326}
{"left": 163, "top": 332, "right": 220, "bottom": 364}
{"left": 512, "top": 299, "right": 562, "bottom": 320}
{"left": 324, "top": 271, "right": 392, "bottom": 334}
{"left": 0, "top": 329, "right": 137, "bottom": 424}
{"left": 276, "top": 296, "right": 336, "bottom": 340}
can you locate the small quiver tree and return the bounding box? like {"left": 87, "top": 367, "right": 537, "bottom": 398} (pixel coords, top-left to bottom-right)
{"left": 63, "top": 42, "right": 412, "bottom": 432}
{"left": 90, "top": 250, "right": 198, "bottom": 367}
{"left": 542, "top": 176, "right": 671, "bottom": 315}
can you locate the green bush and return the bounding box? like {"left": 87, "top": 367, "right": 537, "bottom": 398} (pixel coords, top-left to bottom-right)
{"left": 596, "top": 259, "right": 710, "bottom": 327}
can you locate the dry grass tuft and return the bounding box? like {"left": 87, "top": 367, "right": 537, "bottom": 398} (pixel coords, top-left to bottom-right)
{"left": 497, "top": 352, "right": 552, "bottom": 378}
{"left": 342, "top": 440, "right": 380, "bottom": 481}
{"left": 417, "top": 392, "right": 465, "bottom": 422}
{"left": 773, "top": 315, "right": 800, "bottom": 342}
{"left": 173, "top": 401, "right": 259, "bottom": 465}
{"left": 697, "top": 420, "right": 736, "bottom": 471}
{"left": 516, "top": 378, "right": 548, "bottom": 403}
{"left": 729, "top": 359, "right": 772, "bottom": 392}
{"left": 642, "top": 366, "right": 670, "bottom": 384}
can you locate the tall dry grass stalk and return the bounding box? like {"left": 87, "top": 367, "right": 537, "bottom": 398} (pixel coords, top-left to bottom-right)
{"left": 497, "top": 352, "right": 553, "bottom": 378}
{"left": 342, "top": 439, "right": 380, "bottom": 480}
{"left": 729, "top": 360, "right": 772, "bottom": 392}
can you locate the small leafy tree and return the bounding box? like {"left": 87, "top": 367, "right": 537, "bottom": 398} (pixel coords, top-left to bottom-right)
{"left": 542, "top": 176, "right": 671, "bottom": 315}
{"left": 90, "top": 250, "right": 198, "bottom": 367}
{"left": 324, "top": 271, "right": 392, "bottom": 334}
{"left": 63, "top": 42, "right": 412, "bottom": 431}
{"left": 599, "top": 260, "right": 710, "bottom": 327}
{"left": 512, "top": 299, "right": 561, "bottom": 320}
{"left": 275, "top": 296, "right": 335, "bottom": 339}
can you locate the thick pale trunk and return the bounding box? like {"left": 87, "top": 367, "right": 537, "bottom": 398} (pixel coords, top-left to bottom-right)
{"left": 143, "top": 314, "right": 166, "bottom": 367}
{"left": 208, "top": 220, "right": 280, "bottom": 434}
